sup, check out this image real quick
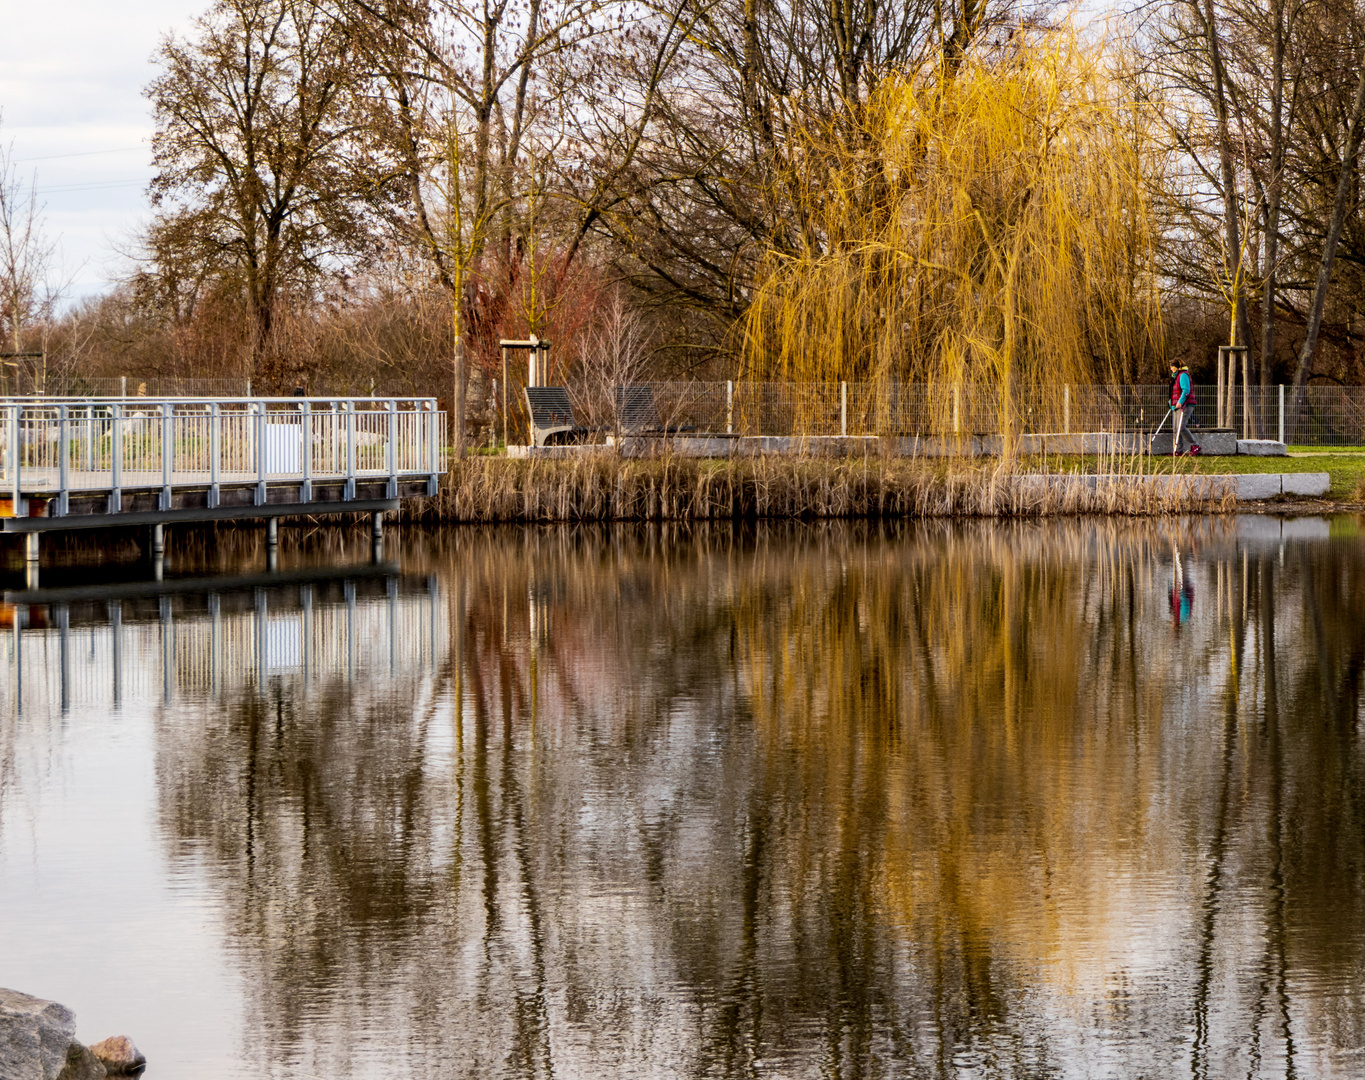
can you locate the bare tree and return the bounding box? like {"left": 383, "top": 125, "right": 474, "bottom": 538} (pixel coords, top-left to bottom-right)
{"left": 147, "top": 0, "right": 384, "bottom": 384}
{"left": 579, "top": 287, "right": 653, "bottom": 444}
{"left": 0, "top": 123, "right": 58, "bottom": 379}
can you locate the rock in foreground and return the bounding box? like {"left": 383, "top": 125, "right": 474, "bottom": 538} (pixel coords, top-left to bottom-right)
{"left": 88, "top": 1037, "right": 146, "bottom": 1075}
{"left": 0, "top": 988, "right": 107, "bottom": 1079}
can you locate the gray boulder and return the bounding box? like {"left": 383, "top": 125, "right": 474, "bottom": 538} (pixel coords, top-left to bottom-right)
{"left": 0, "top": 988, "right": 107, "bottom": 1080}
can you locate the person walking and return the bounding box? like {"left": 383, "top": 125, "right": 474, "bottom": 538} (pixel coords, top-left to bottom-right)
{"left": 1168, "top": 361, "right": 1200, "bottom": 456}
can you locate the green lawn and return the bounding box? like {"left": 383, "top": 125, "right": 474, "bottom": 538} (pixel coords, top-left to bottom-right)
{"left": 1026, "top": 450, "right": 1365, "bottom": 499}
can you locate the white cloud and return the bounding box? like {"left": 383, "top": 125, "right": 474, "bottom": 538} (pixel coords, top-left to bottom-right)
{"left": 0, "top": 0, "right": 205, "bottom": 300}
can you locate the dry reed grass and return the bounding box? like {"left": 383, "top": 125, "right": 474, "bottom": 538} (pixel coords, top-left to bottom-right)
{"left": 400, "top": 452, "right": 1232, "bottom": 523}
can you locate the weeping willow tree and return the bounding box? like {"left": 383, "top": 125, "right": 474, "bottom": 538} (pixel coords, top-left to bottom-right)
{"left": 741, "top": 30, "right": 1165, "bottom": 443}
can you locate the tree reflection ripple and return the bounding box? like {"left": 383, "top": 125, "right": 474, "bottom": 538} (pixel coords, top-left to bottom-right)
{"left": 4, "top": 518, "right": 1364, "bottom": 1078}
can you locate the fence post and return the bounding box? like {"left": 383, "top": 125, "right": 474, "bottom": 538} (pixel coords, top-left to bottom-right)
{"left": 726, "top": 380, "right": 733, "bottom": 434}
{"left": 840, "top": 381, "right": 847, "bottom": 437}
{"left": 1278, "top": 384, "right": 1285, "bottom": 445}
{"left": 1064, "top": 385, "right": 1070, "bottom": 434}
{"left": 953, "top": 384, "right": 961, "bottom": 436}
{"left": 1217, "top": 357, "right": 1228, "bottom": 428}
{"left": 110, "top": 403, "right": 122, "bottom": 514}
{"left": 1242, "top": 350, "right": 1252, "bottom": 439}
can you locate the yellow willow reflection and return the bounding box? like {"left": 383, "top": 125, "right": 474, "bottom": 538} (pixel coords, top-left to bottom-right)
{"left": 730, "top": 519, "right": 1284, "bottom": 1009}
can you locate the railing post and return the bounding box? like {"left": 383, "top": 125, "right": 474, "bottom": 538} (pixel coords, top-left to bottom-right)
{"left": 386, "top": 399, "right": 398, "bottom": 498}
{"left": 160, "top": 402, "right": 173, "bottom": 511}
{"left": 345, "top": 399, "right": 356, "bottom": 501}
{"left": 726, "top": 380, "right": 734, "bottom": 435}
{"left": 953, "top": 384, "right": 961, "bottom": 437}
{"left": 1278, "top": 384, "right": 1285, "bottom": 445}
{"left": 8, "top": 404, "right": 19, "bottom": 513}
{"left": 110, "top": 403, "right": 122, "bottom": 514}
{"left": 255, "top": 400, "right": 267, "bottom": 506}
{"left": 1064, "top": 384, "right": 1070, "bottom": 434}
{"left": 301, "top": 399, "right": 312, "bottom": 503}
{"left": 426, "top": 399, "right": 439, "bottom": 495}
{"left": 209, "top": 402, "right": 221, "bottom": 508}
{"left": 57, "top": 404, "right": 69, "bottom": 516}
{"left": 840, "top": 381, "right": 847, "bottom": 437}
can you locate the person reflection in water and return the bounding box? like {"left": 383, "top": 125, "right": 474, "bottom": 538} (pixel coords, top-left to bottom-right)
{"left": 1169, "top": 547, "right": 1194, "bottom": 631}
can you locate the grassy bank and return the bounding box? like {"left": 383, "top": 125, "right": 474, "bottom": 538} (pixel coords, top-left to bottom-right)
{"left": 400, "top": 454, "right": 1232, "bottom": 523}
{"left": 1177, "top": 450, "right": 1365, "bottom": 499}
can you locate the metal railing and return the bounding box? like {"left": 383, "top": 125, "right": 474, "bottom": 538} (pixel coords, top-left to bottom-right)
{"left": 578, "top": 382, "right": 1365, "bottom": 446}
{"left": 0, "top": 397, "right": 446, "bottom": 512}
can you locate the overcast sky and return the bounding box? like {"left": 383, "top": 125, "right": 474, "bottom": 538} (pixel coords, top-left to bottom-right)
{"left": 0, "top": 0, "right": 204, "bottom": 303}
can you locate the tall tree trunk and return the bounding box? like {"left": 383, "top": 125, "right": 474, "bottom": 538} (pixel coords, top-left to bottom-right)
{"left": 1257, "top": 0, "right": 1286, "bottom": 439}
{"left": 1286, "top": 58, "right": 1365, "bottom": 442}
{"left": 1201, "top": 0, "right": 1255, "bottom": 432}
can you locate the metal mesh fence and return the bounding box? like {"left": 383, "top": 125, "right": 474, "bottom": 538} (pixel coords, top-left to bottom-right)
{"left": 583, "top": 382, "right": 1365, "bottom": 446}
{"left": 1, "top": 374, "right": 253, "bottom": 398}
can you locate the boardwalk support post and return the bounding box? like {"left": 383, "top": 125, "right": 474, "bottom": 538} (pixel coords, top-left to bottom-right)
{"left": 24, "top": 531, "right": 38, "bottom": 589}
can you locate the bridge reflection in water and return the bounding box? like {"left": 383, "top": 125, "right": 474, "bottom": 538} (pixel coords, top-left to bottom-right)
{"left": 1, "top": 567, "right": 443, "bottom": 715}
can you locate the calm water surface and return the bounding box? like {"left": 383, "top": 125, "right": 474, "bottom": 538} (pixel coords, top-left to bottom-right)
{"left": 2, "top": 517, "right": 1364, "bottom": 1078}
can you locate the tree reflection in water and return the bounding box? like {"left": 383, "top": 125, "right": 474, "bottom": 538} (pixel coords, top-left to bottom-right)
{"left": 152, "top": 519, "right": 1365, "bottom": 1078}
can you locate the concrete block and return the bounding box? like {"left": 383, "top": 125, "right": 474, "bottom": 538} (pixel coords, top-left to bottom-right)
{"left": 1149, "top": 428, "right": 1236, "bottom": 455}
{"left": 1280, "top": 471, "right": 1329, "bottom": 496}
{"left": 1238, "top": 439, "right": 1288, "bottom": 456}
{"left": 1235, "top": 474, "right": 1282, "bottom": 500}
{"left": 1199, "top": 430, "right": 1239, "bottom": 455}
{"left": 1020, "top": 432, "right": 1116, "bottom": 455}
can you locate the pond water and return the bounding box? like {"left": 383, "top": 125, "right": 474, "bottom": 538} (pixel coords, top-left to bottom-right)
{"left": 2, "top": 516, "right": 1364, "bottom": 1079}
